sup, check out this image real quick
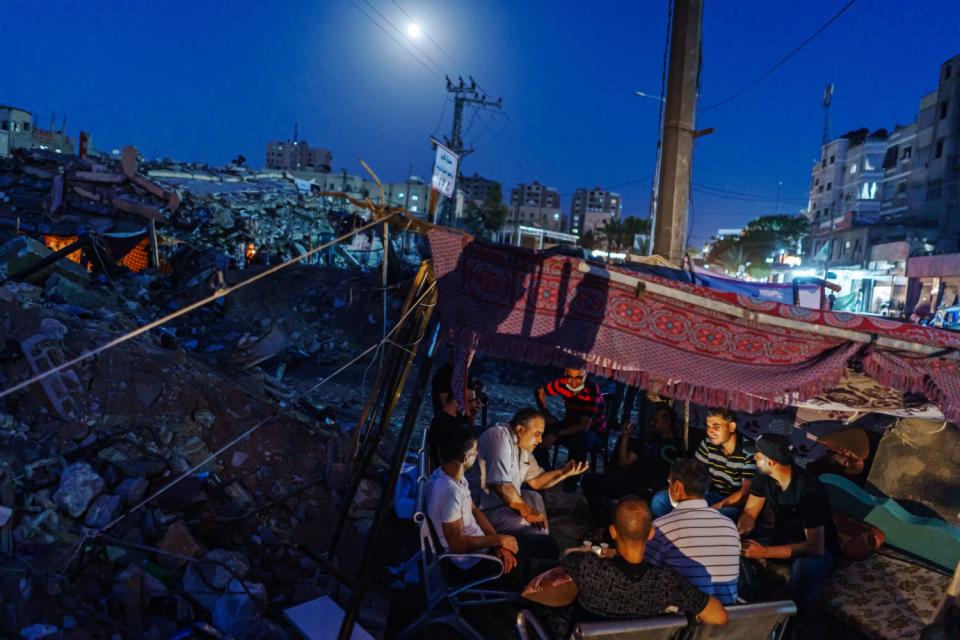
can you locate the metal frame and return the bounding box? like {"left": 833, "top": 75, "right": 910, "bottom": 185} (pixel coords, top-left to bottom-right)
{"left": 396, "top": 434, "right": 520, "bottom": 640}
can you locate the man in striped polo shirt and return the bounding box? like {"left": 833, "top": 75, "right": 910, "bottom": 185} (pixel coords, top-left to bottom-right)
{"left": 533, "top": 368, "right": 606, "bottom": 482}
{"left": 651, "top": 408, "right": 756, "bottom": 520}
{"left": 647, "top": 459, "right": 741, "bottom": 604}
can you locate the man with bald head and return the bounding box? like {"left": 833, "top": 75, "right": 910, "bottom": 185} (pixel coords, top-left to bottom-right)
{"left": 563, "top": 496, "right": 728, "bottom": 624}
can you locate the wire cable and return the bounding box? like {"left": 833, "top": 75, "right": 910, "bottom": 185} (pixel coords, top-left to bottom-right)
{"left": 97, "top": 280, "right": 436, "bottom": 535}
{"left": 359, "top": 0, "right": 448, "bottom": 77}
{"left": 700, "top": 0, "right": 858, "bottom": 112}
{"left": 347, "top": 0, "right": 442, "bottom": 79}
{"left": 0, "top": 213, "right": 398, "bottom": 404}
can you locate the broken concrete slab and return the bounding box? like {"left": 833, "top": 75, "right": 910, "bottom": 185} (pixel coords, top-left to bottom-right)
{"left": 0, "top": 236, "right": 89, "bottom": 285}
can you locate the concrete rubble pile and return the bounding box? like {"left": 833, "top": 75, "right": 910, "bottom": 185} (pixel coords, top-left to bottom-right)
{"left": 0, "top": 147, "right": 411, "bottom": 637}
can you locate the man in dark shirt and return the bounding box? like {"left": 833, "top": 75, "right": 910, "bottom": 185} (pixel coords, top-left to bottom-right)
{"left": 582, "top": 406, "right": 680, "bottom": 527}
{"left": 428, "top": 382, "right": 480, "bottom": 468}
{"left": 533, "top": 368, "right": 606, "bottom": 482}
{"left": 738, "top": 433, "right": 838, "bottom": 604}
{"left": 563, "top": 496, "right": 727, "bottom": 624}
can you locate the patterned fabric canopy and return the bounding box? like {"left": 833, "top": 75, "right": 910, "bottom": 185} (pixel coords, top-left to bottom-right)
{"left": 429, "top": 230, "right": 960, "bottom": 421}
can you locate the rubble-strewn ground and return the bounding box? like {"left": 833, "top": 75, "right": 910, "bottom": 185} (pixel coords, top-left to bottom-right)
{"left": 0, "top": 147, "right": 435, "bottom": 638}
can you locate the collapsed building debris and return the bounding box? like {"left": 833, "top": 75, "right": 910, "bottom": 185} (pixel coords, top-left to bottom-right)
{"left": 0, "top": 146, "right": 422, "bottom": 637}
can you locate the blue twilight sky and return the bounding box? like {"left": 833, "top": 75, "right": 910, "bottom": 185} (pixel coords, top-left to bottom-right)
{"left": 4, "top": 0, "right": 959, "bottom": 246}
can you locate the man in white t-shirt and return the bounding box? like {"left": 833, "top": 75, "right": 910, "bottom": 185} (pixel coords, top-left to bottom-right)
{"left": 469, "top": 408, "right": 588, "bottom": 559}
{"left": 427, "top": 424, "right": 520, "bottom": 580}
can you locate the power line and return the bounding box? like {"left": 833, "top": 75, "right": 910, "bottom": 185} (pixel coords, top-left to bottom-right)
{"left": 693, "top": 183, "right": 809, "bottom": 202}
{"left": 347, "top": 0, "right": 441, "bottom": 79}
{"left": 359, "top": 0, "right": 449, "bottom": 77}
{"left": 700, "top": 0, "right": 858, "bottom": 112}
{"left": 392, "top": 0, "right": 461, "bottom": 72}
{"left": 431, "top": 96, "right": 450, "bottom": 137}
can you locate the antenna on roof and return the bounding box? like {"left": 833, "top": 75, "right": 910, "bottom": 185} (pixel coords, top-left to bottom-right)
{"left": 293, "top": 122, "right": 299, "bottom": 143}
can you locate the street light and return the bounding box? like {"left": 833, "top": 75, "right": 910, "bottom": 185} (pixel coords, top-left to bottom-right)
{"left": 634, "top": 90, "right": 665, "bottom": 102}
{"left": 635, "top": 90, "right": 665, "bottom": 256}
{"left": 406, "top": 23, "right": 422, "bottom": 38}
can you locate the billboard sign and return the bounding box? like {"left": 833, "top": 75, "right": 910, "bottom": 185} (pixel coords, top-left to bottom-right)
{"left": 431, "top": 143, "right": 459, "bottom": 198}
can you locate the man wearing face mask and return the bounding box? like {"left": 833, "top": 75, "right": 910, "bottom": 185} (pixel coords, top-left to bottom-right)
{"left": 534, "top": 368, "right": 606, "bottom": 484}
{"left": 469, "top": 408, "right": 588, "bottom": 559}
{"left": 427, "top": 424, "right": 524, "bottom": 588}
{"left": 737, "top": 433, "right": 838, "bottom": 605}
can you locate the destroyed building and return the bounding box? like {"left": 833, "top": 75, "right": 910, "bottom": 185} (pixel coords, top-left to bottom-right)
{"left": 0, "top": 145, "right": 426, "bottom": 637}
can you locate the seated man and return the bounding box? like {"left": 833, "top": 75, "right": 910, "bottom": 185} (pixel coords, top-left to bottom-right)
{"left": 427, "top": 381, "right": 480, "bottom": 468}
{"left": 582, "top": 406, "right": 680, "bottom": 527}
{"left": 563, "top": 496, "right": 728, "bottom": 624}
{"left": 469, "top": 408, "right": 588, "bottom": 559}
{"left": 646, "top": 459, "right": 741, "bottom": 604}
{"left": 534, "top": 368, "right": 606, "bottom": 482}
{"left": 426, "top": 424, "right": 524, "bottom": 588}
{"left": 738, "top": 433, "right": 838, "bottom": 605}
{"left": 651, "top": 407, "right": 756, "bottom": 520}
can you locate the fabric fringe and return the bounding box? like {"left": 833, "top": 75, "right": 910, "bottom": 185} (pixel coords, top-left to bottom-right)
{"left": 864, "top": 353, "right": 960, "bottom": 423}
{"left": 443, "top": 324, "right": 853, "bottom": 416}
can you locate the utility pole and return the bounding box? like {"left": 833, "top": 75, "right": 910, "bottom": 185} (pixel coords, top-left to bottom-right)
{"left": 652, "top": 0, "right": 709, "bottom": 263}
{"left": 822, "top": 83, "right": 834, "bottom": 145}
{"left": 440, "top": 76, "right": 502, "bottom": 225}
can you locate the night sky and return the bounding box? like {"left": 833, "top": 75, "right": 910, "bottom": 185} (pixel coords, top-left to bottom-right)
{"left": 5, "top": 0, "right": 959, "bottom": 246}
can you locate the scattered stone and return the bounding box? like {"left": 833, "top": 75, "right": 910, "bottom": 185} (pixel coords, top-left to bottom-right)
{"left": 116, "top": 477, "right": 148, "bottom": 506}
{"left": 84, "top": 494, "right": 122, "bottom": 528}
{"left": 231, "top": 451, "right": 248, "bottom": 468}
{"left": 157, "top": 520, "right": 201, "bottom": 566}
{"left": 53, "top": 462, "right": 105, "bottom": 518}
{"left": 213, "top": 579, "right": 266, "bottom": 636}
{"left": 114, "top": 565, "right": 168, "bottom": 602}
{"left": 0, "top": 505, "right": 12, "bottom": 527}
{"left": 200, "top": 549, "right": 250, "bottom": 590}
{"left": 18, "top": 624, "right": 59, "bottom": 639}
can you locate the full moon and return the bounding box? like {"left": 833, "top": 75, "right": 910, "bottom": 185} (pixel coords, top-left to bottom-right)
{"left": 407, "top": 23, "right": 422, "bottom": 38}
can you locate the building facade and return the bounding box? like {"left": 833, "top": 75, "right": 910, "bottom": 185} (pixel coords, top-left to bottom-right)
{"left": 800, "top": 53, "right": 960, "bottom": 312}
{"left": 265, "top": 140, "right": 332, "bottom": 173}
{"left": 0, "top": 106, "right": 74, "bottom": 156}
{"left": 569, "top": 186, "right": 621, "bottom": 236}
{"left": 458, "top": 173, "right": 500, "bottom": 207}
{"left": 509, "top": 181, "right": 563, "bottom": 231}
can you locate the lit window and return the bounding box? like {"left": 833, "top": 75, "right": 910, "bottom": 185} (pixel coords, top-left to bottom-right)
{"left": 411, "top": 205, "right": 418, "bottom": 212}
{"left": 398, "top": 193, "right": 405, "bottom": 198}
{"left": 411, "top": 194, "right": 419, "bottom": 201}
{"left": 849, "top": 163, "right": 857, "bottom": 174}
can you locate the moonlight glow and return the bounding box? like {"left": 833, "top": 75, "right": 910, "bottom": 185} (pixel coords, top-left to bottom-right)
{"left": 406, "top": 23, "right": 421, "bottom": 38}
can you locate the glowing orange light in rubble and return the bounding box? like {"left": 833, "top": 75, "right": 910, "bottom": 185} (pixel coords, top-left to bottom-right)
{"left": 245, "top": 243, "right": 257, "bottom": 263}
{"left": 42, "top": 235, "right": 90, "bottom": 270}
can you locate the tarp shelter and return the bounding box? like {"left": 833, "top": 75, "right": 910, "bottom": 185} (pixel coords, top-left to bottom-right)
{"left": 428, "top": 229, "right": 960, "bottom": 422}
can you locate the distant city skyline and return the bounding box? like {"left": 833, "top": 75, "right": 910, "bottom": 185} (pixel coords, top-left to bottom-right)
{"left": 3, "top": 0, "right": 958, "bottom": 246}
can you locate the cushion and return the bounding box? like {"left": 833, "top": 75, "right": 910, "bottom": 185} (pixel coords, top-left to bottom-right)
{"left": 522, "top": 567, "right": 578, "bottom": 607}
{"left": 834, "top": 512, "right": 885, "bottom": 561}
{"left": 818, "top": 551, "right": 951, "bottom": 640}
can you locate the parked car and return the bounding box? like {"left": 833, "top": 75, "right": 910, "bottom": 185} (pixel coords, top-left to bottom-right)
{"left": 932, "top": 306, "right": 960, "bottom": 331}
